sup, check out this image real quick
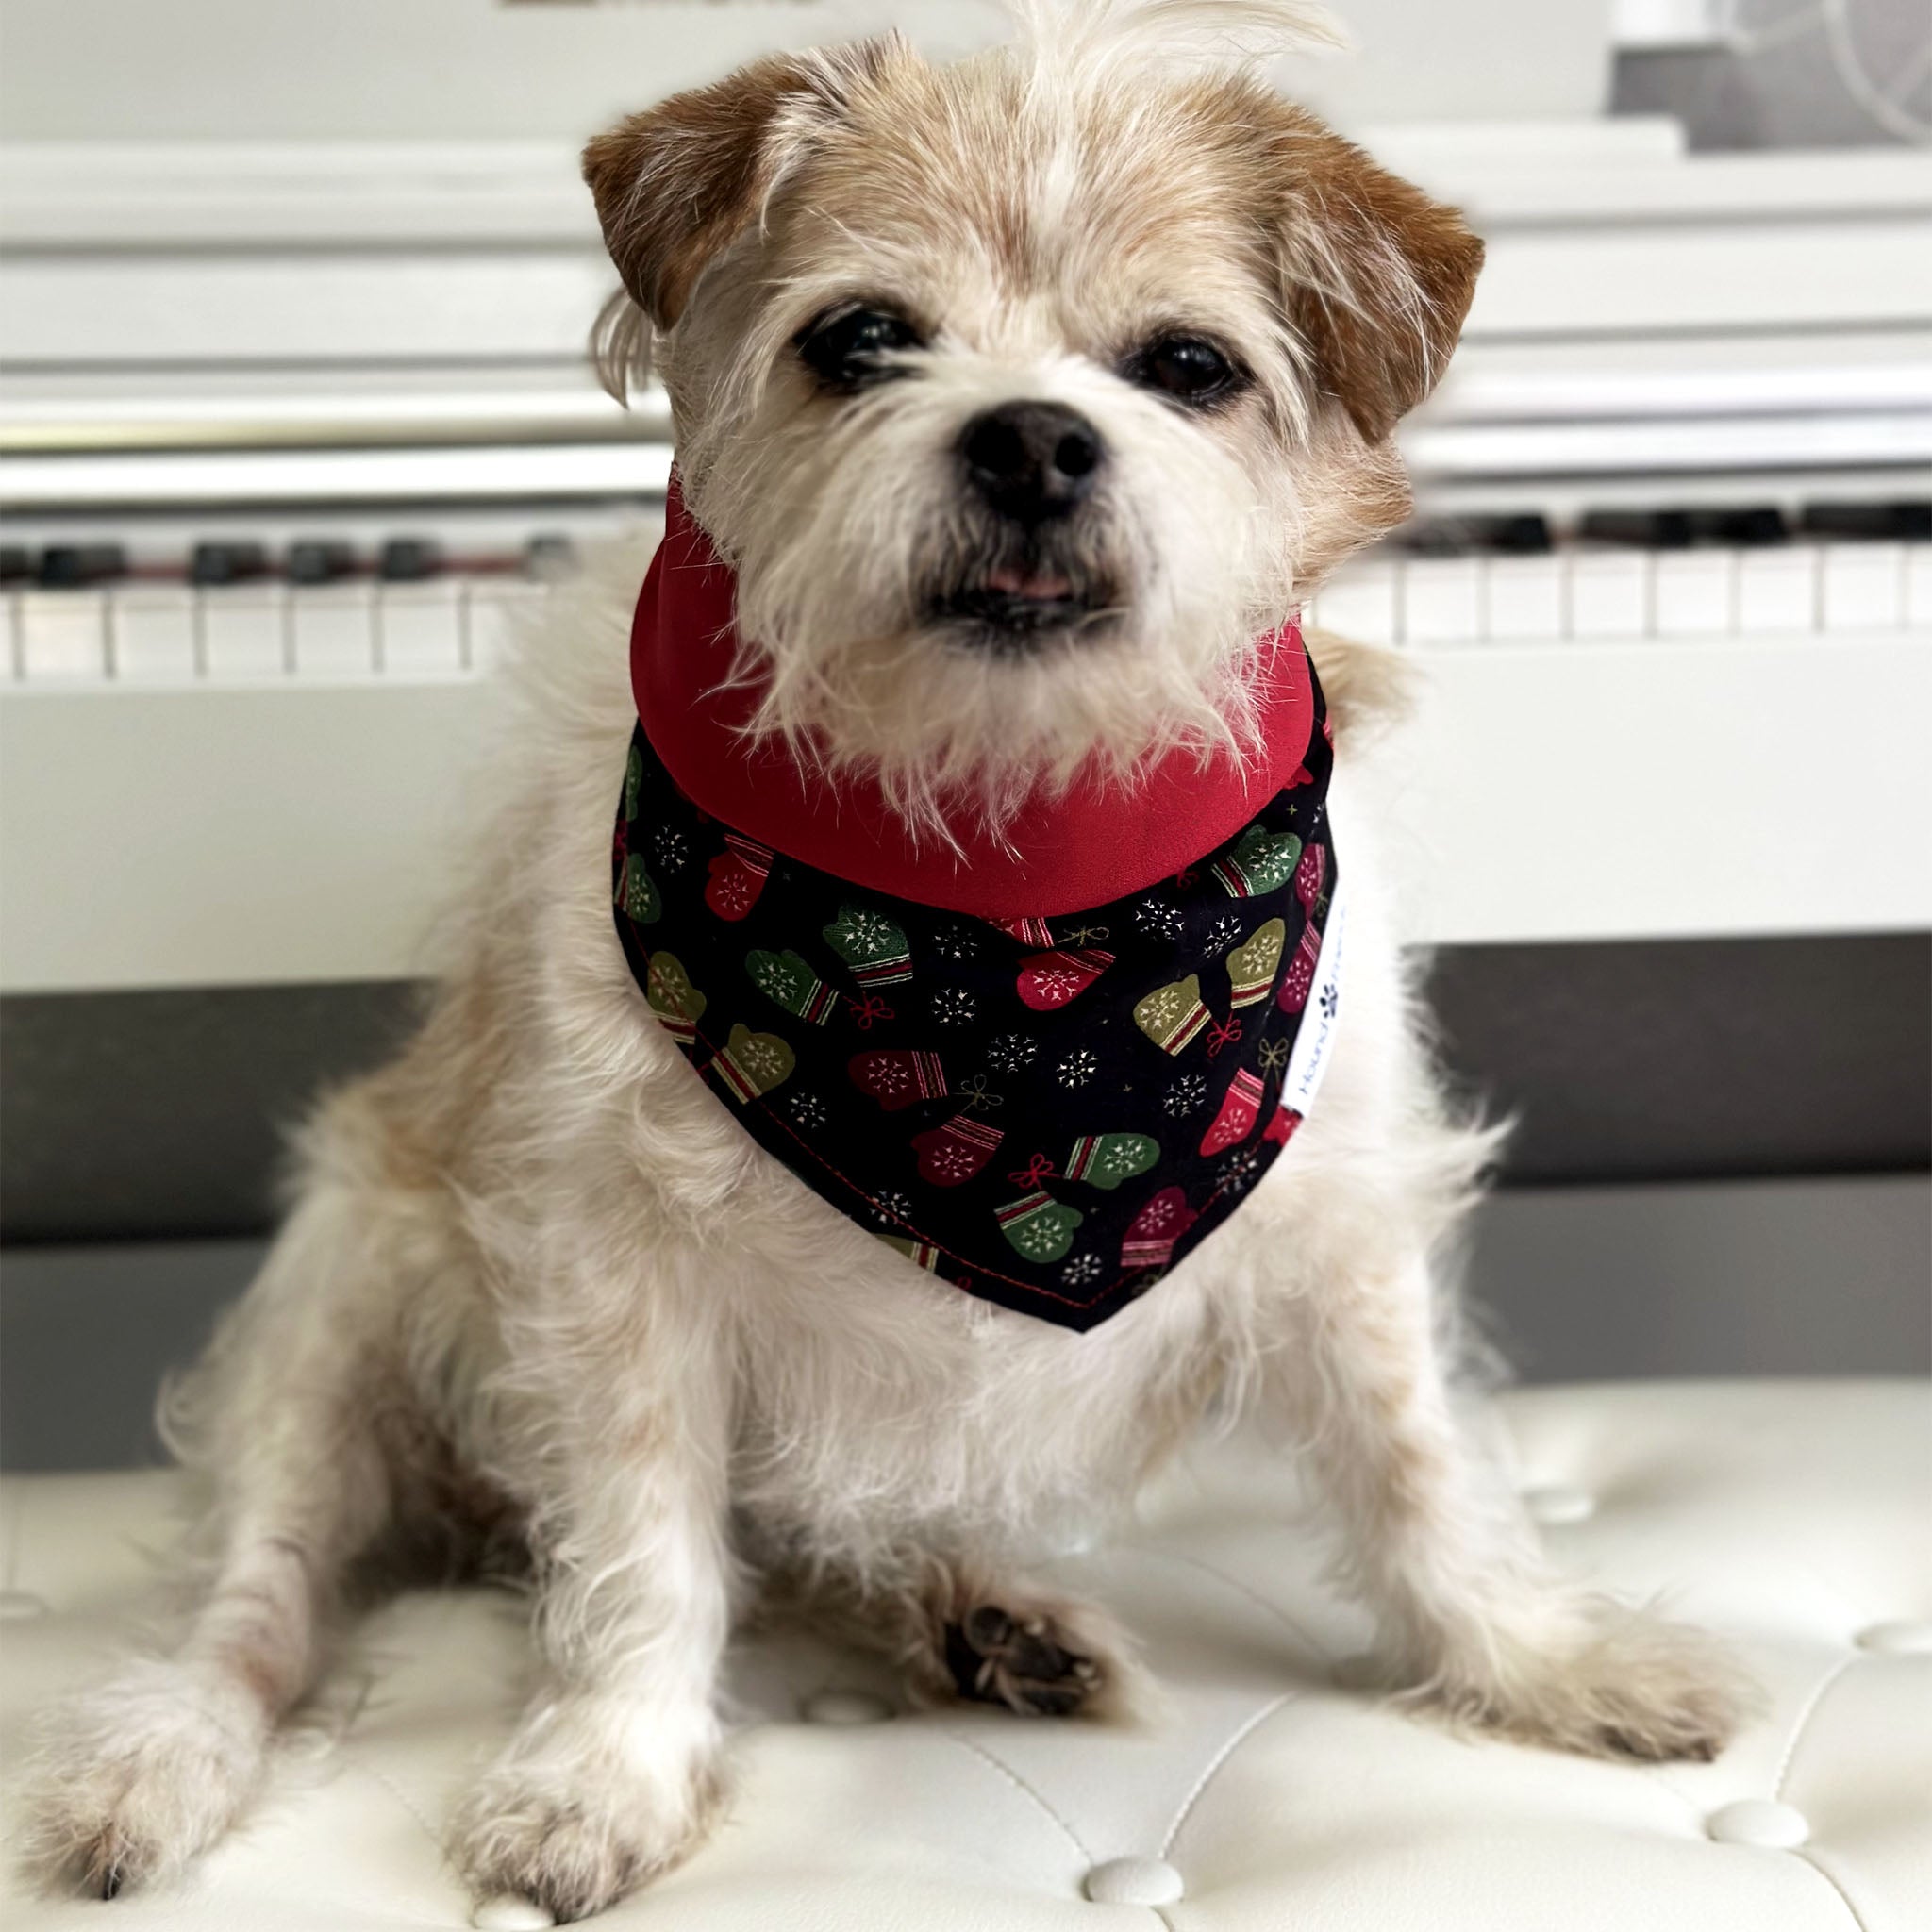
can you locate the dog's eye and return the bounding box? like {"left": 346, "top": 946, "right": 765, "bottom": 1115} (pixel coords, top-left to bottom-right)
{"left": 796, "top": 306, "right": 923, "bottom": 391}
{"left": 1127, "top": 337, "right": 1243, "bottom": 407}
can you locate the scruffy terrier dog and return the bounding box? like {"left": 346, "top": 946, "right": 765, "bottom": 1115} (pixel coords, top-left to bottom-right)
{"left": 30, "top": 2, "right": 1745, "bottom": 1921}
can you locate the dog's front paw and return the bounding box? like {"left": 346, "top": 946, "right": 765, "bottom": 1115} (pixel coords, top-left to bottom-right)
{"left": 451, "top": 1712, "right": 724, "bottom": 1924}
{"left": 1410, "top": 1595, "right": 1757, "bottom": 1763}
{"left": 939, "top": 1593, "right": 1144, "bottom": 1722}
{"left": 25, "top": 1660, "right": 270, "bottom": 1898}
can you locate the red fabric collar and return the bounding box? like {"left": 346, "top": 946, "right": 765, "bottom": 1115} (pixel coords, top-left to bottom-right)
{"left": 630, "top": 475, "right": 1316, "bottom": 920}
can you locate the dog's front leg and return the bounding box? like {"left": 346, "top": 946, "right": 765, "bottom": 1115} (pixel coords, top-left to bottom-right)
{"left": 452, "top": 1282, "right": 734, "bottom": 1924}
{"left": 1265, "top": 1253, "right": 1752, "bottom": 1761}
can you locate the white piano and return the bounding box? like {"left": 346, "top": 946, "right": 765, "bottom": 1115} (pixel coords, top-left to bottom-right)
{"left": 3, "top": 129, "right": 1929, "bottom": 994}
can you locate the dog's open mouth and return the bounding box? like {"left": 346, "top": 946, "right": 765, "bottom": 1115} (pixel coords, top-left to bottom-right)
{"left": 931, "top": 563, "right": 1113, "bottom": 646}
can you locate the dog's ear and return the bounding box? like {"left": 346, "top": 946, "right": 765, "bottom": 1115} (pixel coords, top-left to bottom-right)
{"left": 1269, "top": 115, "right": 1483, "bottom": 443}
{"left": 582, "top": 36, "right": 902, "bottom": 332}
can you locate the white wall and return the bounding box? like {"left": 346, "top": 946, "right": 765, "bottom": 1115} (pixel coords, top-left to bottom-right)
{"left": 0, "top": 0, "right": 1612, "bottom": 142}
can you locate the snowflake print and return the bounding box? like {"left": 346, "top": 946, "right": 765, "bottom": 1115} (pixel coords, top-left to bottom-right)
{"left": 1162, "top": 1074, "right": 1208, "bottom": 1117}
{"left": 1220, "top": 1145, "right": 1264, "bottom": 1195}
{"left": 932, "top": 986, "right": 977, "bottom": 1028}
{"left": 841, "top": 908, "right": 897, "bottom": 953}
{"left": 1206, "top": 911, "right": 1243, "bottom": 951}
{"left": 1134, "top": 898, "right": 1184, "bottom": 940}
{"left": 788, "top": 1091, "right": 827, "bottom": 1130}
{"left": 1320, "top": 983, "right": 1341, "bottom": 1020}
{"left": 651, "top": 825, "right": 689, "bottom": 873}
{"left": 741, "top": 1037, "right": 789, "bottom": 1084}
{"left": 1026, "top": 964, "right": 1089, "bottom": 1005}
{"left": 933, "top": 924, "right": 978, "bottom": 961}
{"left": 1058, "top": 1047, "right": 1099, "bottom": 1089}
{"left": 987, "top": 1034, "right": 1037, "bottom": 1074}
{"left": 870, "top": 1189, "right": 914, "bottom": 1226}
{"left": 1061, "top": 1252, "right": 1104, "bottom": 1289}
{"left": 751, "top": 955, "right": 797, "bottom": 999}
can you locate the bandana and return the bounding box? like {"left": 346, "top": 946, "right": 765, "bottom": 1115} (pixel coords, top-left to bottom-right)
{"left": 612, "top": 477, "right": 1345, "bottom": 1331}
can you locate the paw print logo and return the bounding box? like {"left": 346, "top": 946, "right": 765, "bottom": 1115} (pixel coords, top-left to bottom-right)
{"left": 987, "top": 1034, "right": 1037, "bottom": 1074}
{"left": 1319, "top": 983, "right": 1341, "bottom": 1020}
{"left": 932, "top": 986, "right": 976, "bottom": 1028}
{"left": 1058, "top": 1047, "right": 1099, "bottom": 1089}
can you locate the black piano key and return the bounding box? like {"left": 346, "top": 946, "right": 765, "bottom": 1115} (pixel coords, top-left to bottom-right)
{"left": 1799, "top": 501, "right": 1932, "bottom": 542}
{"left": 378, "top": 538, "right": 443, "bottom": 582}
{"left": 2, "top": 545, "right": 37, "bottom": 584}
{"left": 1687, "top": 506, "right": 1789, "bottom": 547}
{"left": 1472, "top": 512, "right": 1554, "bottom": 555}
{"left": 39, "top": 543, "right": 128, "bottom": 588}
{"left": 1396, "top": 519, "right": 1476, "bottom": 558}
{"left": 286, "top": 540, "right": 358, "bottom": 585}
{"left": 190, "top": 541, "right": 270, "bottom": 587}
{"left": 1578, "top": 508, "right": 1695, "bottom": 549}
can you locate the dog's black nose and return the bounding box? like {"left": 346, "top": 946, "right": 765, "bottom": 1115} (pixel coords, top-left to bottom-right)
{"left": 959, "top": 402, "right": 1105, "bottom": 525}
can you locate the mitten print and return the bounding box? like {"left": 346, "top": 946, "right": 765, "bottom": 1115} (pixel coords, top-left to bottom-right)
{"left": 1278, "top": 921, "right": 1323, "bottom": 1014}
{"left": 824, "top": 904, "right": 913, "bottom": 987}
{"left": 913, "top": 1114, "right": 1005, "bottom": 1187}
{"left": 618, "top": 854, "right": 660, "bottom": 924}
{"left": 1134, "top": 974, "right": 1210, "bottom": 1054}
{"left": 850, "top": 1048, "right": 948, "bottom": 1111}
{"left": 1018, "top": 947, "right": 1113, "bottom": 1012}
{"left": 644, "top": 951, "right": 706, "bottom": 1044}
{"left": 996, "top": 1191, "right": 1085, "bottom": 1265}
{"left": 711, "top": 1023, "right": 794, "bottom": 1103}
{"left": 747, "top": 948, "right": 837, "bottom": 1024}
{"left": 1121, "top": 1187, "right": 1199, "bottom": 1271}
{"left": 706, "top": 834, "right": 773, "bottom": 921}
{"left": 1065, "top": 1132, "right": 1159, "bottom": 1191}
{"left": 1199, "top": 1067, "right": 1265, "bottom": 1156}
{"left": 1212, "top": 824, "right": 1302, "bottom": 898}
{"left": 1224, "top": 919, "right": 1285, "bottom": 1008}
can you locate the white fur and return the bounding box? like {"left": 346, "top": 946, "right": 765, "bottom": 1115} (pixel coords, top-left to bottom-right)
{"left": 24, "top": 3, "right": 1749, "bottom": 1919}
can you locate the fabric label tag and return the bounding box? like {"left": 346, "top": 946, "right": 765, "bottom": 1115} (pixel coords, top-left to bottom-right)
{"left": 1280, "top": 875, "right": 1347, "bottom": 1118}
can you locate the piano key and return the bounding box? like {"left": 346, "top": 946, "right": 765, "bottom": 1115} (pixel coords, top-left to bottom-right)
{"left": 1907, "top": 546, "right": 1932, "bottom": 628}
{"left": 378, "top": 537, "right": 443, "bottom": 582}
{"left": 1397, "top": 520, "right": 1475, "bottom": 558}
{"left": 0, "top": 547, "right": 31, "bottom": 585}
{"left": 39, "top": 542, "right": 128, "bottom": 588}
{"left": 18, "top": 590, "right": 108, "bottom": 679}
{"left": 286, "top": 540, "right": 358, "bottom": 585}
{"left": 1566, "top": 550, "right": 1649, "bottom": 639}
{"left": 1820, "top": 542, "right": 1907, "bottom": 631}
{"left": 1577, "top": 508, "right": 1695, "bottom": 550}
{"left": 1306, "top": 563, "right": 1397, "bottom": 646}
{"left": 201, "top": 587, "right": 289, "bottom": 678}
{"left": 1484, "top": 554, "right": 1565, "bottom": 639}
{"left": 1402, "top": 556, "right": 1483, "bottom": 644}
{"left": 1474, "top": 512, "right": 1555, "bottom": 555}
{"left": 1687, "top": 506, "right": 1788, "bottom": 547}
{"left": 1736, "top": 544, "right": 1819, "bottom": 636}
{"left": 1799, "top": 500, "right": 1932, "bottom": 542}
{"left": 525, "top": 533, "right": 578, "bottom": 578}
{"left": 1653, "top": 548, "right": 1734, "bottom": 637}
{"left": 377, "top": 580, "right": 461, "bottom": 675}
{"left": 110, "top": 586, "right": 197, "bottom": 680}
{"left": 291, "top": 583, "right": 376, "bottom": 679}
{"left": 189, "top": 541, "right": 270, "bottom": 587}
{"left": 467, "top": 579, "right": 548, "bottom": 672}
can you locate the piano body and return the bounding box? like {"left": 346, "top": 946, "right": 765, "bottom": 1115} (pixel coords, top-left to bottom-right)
{"left": 2, "top": 129, "right": 1929, "bottom": 996}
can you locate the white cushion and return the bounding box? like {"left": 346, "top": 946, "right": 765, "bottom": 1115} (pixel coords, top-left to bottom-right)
{"left": 3, "top": 1379, "right": 1927, "bottom": 1929}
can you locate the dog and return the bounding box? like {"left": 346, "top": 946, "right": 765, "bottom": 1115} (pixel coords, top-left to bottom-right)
{"left": 27, "top": 3, "right": 1748, "bottom": 1920}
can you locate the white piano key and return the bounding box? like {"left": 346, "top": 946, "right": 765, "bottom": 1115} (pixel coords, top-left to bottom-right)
{"left": 377, "top": 581, "right": 461, "bottom": 675}
{"left": 465, "top": 579, "right": 548, "bottom": 672}
{"left": 1736, "top": 544, "right": 1818, "bottom": 635}
{"left": 1566, "top": 551, "right": 1650, "bottom": 639}
{"left": 1401, "top": 557, "right": 1483, "bottom": 645}
{"left": 18, "top": 591, "right": 108, "bottom": 680}
{"left": 291, "top": 584, "right": 375, "bottom": 679}
{"left": 1483, "top": 555, "right": 1565, "bottom": 640}
{"left": 1906, "top": 545, "right": 1932, "bottom": 626}
{"left": 200, "top": 587, "right": 288, "bottom": 679}
{"left": 109, "top": 587, "right": 197, "bottom": 681}
{"left": 1652, "top": 549, "right": 1734, "bottom": 636}
{"left": 1307, "top": 564, "right": 1397, "bottom": 645}
{"left": 1820, "top": 542, "right": 1906, "bottom": 631}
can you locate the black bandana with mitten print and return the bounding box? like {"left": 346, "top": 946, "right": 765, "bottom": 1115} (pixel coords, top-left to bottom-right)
{"left": 610, "top": 673, "right": 1346, "bottom": 1333}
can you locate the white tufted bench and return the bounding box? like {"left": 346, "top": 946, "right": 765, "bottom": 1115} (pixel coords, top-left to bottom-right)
{"left": 2, "top": 1379, "right": 1926, "bottom": 1930}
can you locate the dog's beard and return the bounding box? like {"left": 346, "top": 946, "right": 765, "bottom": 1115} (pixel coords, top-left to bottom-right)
{"left": 691, "top": 356, "right": 1300, "bottom": 846}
